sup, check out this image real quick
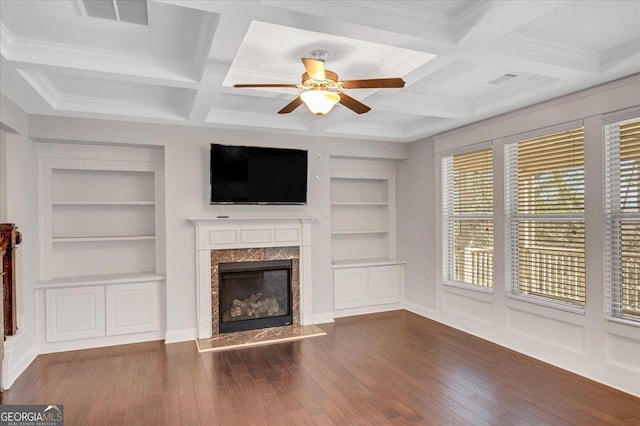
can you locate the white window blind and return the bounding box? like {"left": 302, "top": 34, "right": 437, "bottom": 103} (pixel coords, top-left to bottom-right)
{"left": 605, "top": 117, "right": 640, "bottom": 321}
{"left": 442, "top": 147, "right": 494, "bottom": 288}
{"left": 505, "top": 128, "right": 586, "bottom": 306}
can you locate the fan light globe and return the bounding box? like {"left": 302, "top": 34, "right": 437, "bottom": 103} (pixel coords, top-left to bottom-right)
{"left": 300, "top": 90, "right": 340, "bottom": 116}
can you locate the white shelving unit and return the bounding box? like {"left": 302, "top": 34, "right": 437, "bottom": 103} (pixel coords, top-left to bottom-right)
{"left": 330, "top": 158, "right": 405, "bottom": 317}
{"left": 35, "top": 143, "right": 165, "bottom": 353}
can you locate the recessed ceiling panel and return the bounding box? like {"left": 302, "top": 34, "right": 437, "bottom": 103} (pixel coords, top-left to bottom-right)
{"left": 224, "top": 21, "right": 437, "bottom": 88}
{"left": 516, "top": 1, "right": 640, "bottom": 52}
{"left": 2, "top": 0, "right": 210, "bottom": 62}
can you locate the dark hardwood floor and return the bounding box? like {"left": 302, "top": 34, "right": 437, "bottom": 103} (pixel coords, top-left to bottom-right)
{"left": 2, "top": 310, "right": 638, "bottom": 425}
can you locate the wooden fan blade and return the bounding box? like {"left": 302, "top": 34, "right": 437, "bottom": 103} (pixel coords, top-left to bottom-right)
{"left": 340, "top": 78, "right": 405, "bottom": 89}
{"left": 234, "top": 83, "right": 299, "bottom": 88}
{"left": 338, "top": 92, "right": 371, "bottom": 114}
{"left": 301, "top": 58, "right": 326, "bottom": 81}
{"left": 278, "top": 97, "right": 304, "bottom": 114}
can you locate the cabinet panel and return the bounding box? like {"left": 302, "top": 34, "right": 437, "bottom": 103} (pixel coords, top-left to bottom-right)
{"left": 106, "top": 282, "right": 159, "bottom": 336}
{"left": 369, "top": 265, "right": 401, "bottom": 305}
{"left": 45, "top": 287, "right": 105, "bottom": 342}
{"left": 333, "top": 268, "right": 368, "bottom": 310}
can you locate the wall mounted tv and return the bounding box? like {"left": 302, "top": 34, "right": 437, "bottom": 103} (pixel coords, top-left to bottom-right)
{"left": 210, "top": 143, "right": 308, "bottom": 205}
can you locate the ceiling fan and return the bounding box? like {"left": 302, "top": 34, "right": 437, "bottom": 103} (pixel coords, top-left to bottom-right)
{"left": 233, "top": 50, "right": 405, "bottom": 116}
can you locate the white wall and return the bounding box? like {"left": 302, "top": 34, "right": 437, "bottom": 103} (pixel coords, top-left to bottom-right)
{"left": 399, "top": 74, "right": 640, "bottom": 397}
{"left": 24, "top": 117, "right": 408, "bottom": 342}
{"left": 0, "top": 95, "right": 39, "bottom": 389}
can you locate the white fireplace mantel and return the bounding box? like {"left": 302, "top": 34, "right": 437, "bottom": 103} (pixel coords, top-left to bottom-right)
{"left": 190, "top": 217, "right": 315, "bottom": 339}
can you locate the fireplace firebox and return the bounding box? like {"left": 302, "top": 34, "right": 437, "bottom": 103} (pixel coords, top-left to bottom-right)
{"left": 218, "top": 259, "right": 293, "bottom": 333}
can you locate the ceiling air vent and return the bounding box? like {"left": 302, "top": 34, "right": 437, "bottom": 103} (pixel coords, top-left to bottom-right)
{"left": 78, "top": 0, "right": 148, "bottom": 26}
{"left": 488, "top": 73, "right": 519, "bottom": 85}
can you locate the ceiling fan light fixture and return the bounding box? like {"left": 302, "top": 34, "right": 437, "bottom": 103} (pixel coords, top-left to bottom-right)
{"left": 300, "top": 90, "right": 340, "bottom": 116}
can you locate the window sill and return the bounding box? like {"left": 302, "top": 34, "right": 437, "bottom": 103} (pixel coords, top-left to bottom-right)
{"left": 606, "top": 316, "right": 640, "bottom": 328}
{"left": 506, "top": 294, "right": 586, "bottom": 315}
{"left": 443, "top": 280, "right": 494, "bottom": 295}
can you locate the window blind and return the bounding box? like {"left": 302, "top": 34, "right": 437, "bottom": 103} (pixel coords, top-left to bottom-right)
{"left": 605, "top": 117, "right": 640, "bottom": 321}
{"left": 505, "top": 128, "right": 586, "bottom": 306}
{"left": 442, "top": 147, "right": 494, "bottom": 288}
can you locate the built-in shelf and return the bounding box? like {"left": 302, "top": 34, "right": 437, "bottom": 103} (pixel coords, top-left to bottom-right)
{"left": 53, "top": 200, "right": 155, "bottom": 206}
{"left": 35, "top": 272, "right": 166, "bottom": 289}
{"left": 52, "top": 235, "right": 155, "bottom": 243}
{"left": 330, "top": 158, "right": 403, "bottom": 317}
{"left": 37, "top": 143, "right": 165, "bottom": 352}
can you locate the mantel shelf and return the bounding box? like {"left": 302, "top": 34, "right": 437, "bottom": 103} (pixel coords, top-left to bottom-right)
{"left": 190, "top": 217, "right": 317, "bottom": 227}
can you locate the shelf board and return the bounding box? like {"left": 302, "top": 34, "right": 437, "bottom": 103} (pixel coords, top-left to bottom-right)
{"left": 52, "top": 201, "right": 155, "bottom": 206}
{"left": 331, "top": 229, "right": 389, "bottom": 235}
{"left": 53, "top": 235, "right": 155, "bottom": 243}
{"left": 331, "top": 202, "right": 389, "bottom": 206}
{"left": 34, "top": 272, "right": 166, "bottom": 289}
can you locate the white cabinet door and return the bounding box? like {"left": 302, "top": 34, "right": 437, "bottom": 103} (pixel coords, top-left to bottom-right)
{"left": 369, "top": 265, "right": 401, "bottom": 305}
{"left": 106, "top": 282, "right": 159, "bottom": 336}
{"left": 333, "top": 267, "right": 368, "bottom": 310}
{"left": 45, "top": 287, "right": 105, "bottom": 342}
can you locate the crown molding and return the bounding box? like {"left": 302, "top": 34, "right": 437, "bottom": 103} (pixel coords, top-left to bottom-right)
{"left": 492, "top": 34, "right": 599, "bottom": 77}
{"left": 600, "top": 39, "right": 640, "bottom": 72}
{"left": 474, "top": 75, "right": 558, "bottom": 110}
{"left": 205, "top": 108, "right": 309, "bottom": 132}
{"left": 0, "top": 22, "right": 15, "bottom": 58}
{"left": 191, "top": 11, "right": 220, "bottom": 81}
{"left": 262, "top": 0, "right": 456, "bottom": 42}
{"left": 16, "top": 69, "right": 61, "bottom": 108}
{"left": 455, "top": 0, "right": 506, "bottom": 42}
{"left": 7, "top": 36, "right": 199, "bottom": 88}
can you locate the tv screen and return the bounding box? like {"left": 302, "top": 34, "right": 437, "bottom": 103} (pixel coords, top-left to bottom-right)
{"left": 210, "top": 143, "right": 308, "bottom": 205}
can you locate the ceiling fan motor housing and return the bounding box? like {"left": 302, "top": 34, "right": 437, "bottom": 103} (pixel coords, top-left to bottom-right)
{"left": 302, "top": 70, "right": 339, "bottom": 88}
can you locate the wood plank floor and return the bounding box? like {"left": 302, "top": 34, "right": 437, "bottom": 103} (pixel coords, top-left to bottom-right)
{"left": 1, "top": 310, "right": 638, "bottom": 425}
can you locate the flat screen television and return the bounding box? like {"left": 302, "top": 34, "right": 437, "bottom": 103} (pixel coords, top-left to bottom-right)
{"left": 210, "top": 143, "right": 308, "bottom": 205}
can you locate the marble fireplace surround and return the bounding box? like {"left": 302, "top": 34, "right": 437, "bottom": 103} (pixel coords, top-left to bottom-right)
{"left": 211, "top": 247, "right": 300, "bottom": 336}
{"left": 191, "top": 217, "right": 314, "bottom": 339}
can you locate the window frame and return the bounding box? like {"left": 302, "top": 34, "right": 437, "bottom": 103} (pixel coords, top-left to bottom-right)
{"left": 504, "top": 123, "right": 587, "bottom": 310}
{"left": 441, "top": 143, "right": 495, "bottom": 290}
{"left": 603, "top": 110, "right": 640, "bottom": 324}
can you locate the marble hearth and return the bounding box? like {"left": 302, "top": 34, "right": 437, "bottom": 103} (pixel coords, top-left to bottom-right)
{"left": 191, "top": 217, "right": 314, "bottom": 340}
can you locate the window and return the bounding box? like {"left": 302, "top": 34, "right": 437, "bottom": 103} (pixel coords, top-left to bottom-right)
{"left": 605, "top": 117, "right": 640, "bottom": 322}
{"left": 442, "top": 147, "right": 493, "bottom": 288}
{"left": 505, "top": 128, "right": 585, "bottom": 306}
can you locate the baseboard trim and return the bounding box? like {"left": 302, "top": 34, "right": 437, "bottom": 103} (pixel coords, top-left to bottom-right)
{"left": 165, "top": 328, "right": 197, "bottom": 344}
{"left": 312, "top": 312, "right": 335, "bottom": 324}
{"left": 404, "top": 302, "right": 437, "bottom": 320}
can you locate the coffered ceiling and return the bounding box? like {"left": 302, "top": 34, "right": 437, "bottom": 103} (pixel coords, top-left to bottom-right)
{"left": 1, "top": 0, "right": 639, "bottom": 142}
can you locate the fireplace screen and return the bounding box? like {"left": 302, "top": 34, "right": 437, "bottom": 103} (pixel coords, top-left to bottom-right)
{"left": 218, "top": 259, "right": 292, "bottom": 333}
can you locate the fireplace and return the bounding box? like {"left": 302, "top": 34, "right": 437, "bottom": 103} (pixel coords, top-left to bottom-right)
{"left": 218, "top": 259, "right": 293, "bottom": 333}
{"left": 190, "top": 217, "right": 314, "bottom": 340}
